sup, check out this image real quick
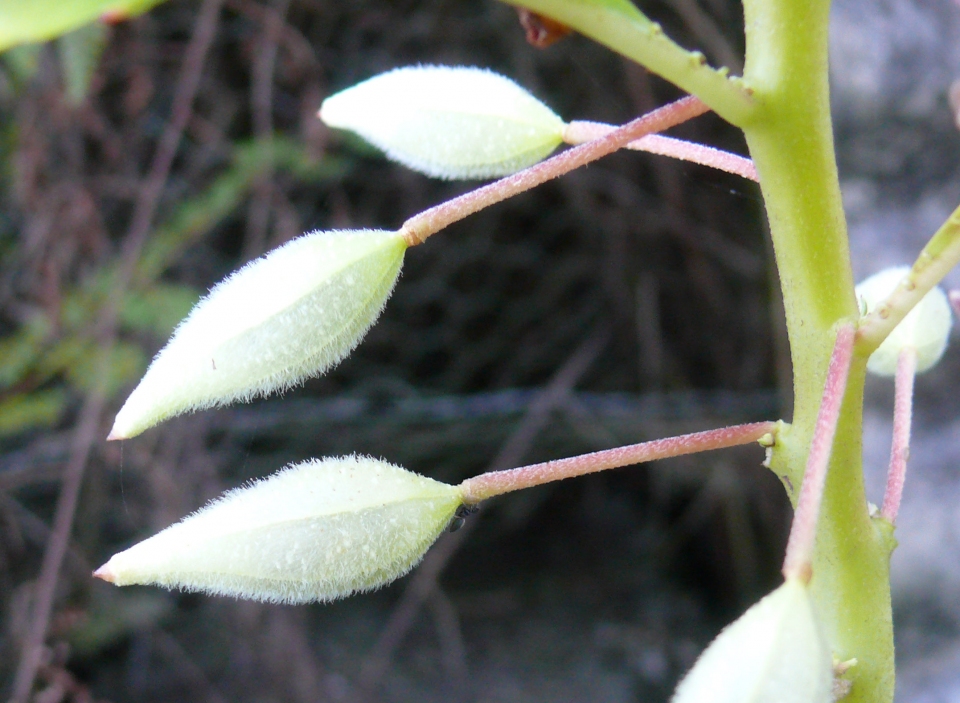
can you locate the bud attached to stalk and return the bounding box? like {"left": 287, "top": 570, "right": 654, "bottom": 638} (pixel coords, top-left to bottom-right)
{"left": 109, "top": 229, "right": 407, "bottom": 439}
{"left": 671, "top": 578, "right": 832, "bottom": 703}
{"left": 319, "top": 65, "right": 566, "bottom": 179}
{"left": 856, "top": 266, "right": 952, "bottom": 376}
{"left": 94, "top": 455, "right": 464, "bottom": 604}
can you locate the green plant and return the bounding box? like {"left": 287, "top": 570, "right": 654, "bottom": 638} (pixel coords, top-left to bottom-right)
{"left": 80, "top": 1, "right": 960, "bottom": 702}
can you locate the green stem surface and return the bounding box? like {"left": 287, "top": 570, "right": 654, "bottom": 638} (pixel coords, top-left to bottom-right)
{"left": 741, "top": 0, "right": 894, "bottom": 700}
{"left": 499, "top": 0, "right": 754, "bottom": 125}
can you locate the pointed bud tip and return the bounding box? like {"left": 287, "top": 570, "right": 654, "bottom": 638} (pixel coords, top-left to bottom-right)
{"left": 106, "top": 414, "right": 135, "bottom": 440}
{"left": 93, "top": 561, "right": 117, "bottom": 583}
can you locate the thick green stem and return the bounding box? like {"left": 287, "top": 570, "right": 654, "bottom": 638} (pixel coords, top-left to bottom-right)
{"left": 499, "top": 0, "right": 754, "bottom": 125}
{"left": 741, "top": 0, "right": 894, "bottom": 700}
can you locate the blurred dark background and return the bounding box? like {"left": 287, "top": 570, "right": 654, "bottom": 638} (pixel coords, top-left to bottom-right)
{"left": 1, "top": 0, "right": 959, "bottom": 701}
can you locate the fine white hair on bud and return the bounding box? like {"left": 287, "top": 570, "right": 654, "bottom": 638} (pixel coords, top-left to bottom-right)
{"left": 671, "top": 579, "right": 832, "bottom": 703}
{"left": 93, "top": 455, "right": 464, "bottom": 604}
{"left": 319, "top": 65, "right": 566, "bottom": 180}
{"left": 109, "top": 229, "right": 407, "bottom": 440}
{"left": 856, "top": 266, "right": 953, "bottom": 376}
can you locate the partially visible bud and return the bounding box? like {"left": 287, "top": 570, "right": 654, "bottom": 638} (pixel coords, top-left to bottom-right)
{"left": 856, "top": 266, "right": 953, "bottom": 376}
{"left": 319, "top": 65, "right": 566, "bottom": 180}
{"left": 109, "top": 229, "right": 407, "bottom": 439}
{"left": 672, "top": 579, "right": 832, "bottom": 703}
{"left": 94, "top": 455, "right": 463, "bottom": 604}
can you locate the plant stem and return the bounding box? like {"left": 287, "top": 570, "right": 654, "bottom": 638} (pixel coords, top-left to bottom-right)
{"left": 457, "top": 421, "right": 775, "bottom": 504}
{"left": 499, "top": 0, "right": 754, "bottom": 125}
{"left": 740, "top": 0, "right": 894, "bottom": 699}
{"left": 562, "top": 122, "right": 758, "bottom": 181}
{"left": 782, "top": 324, "right": 854, "bottom": 583}
{"left": 880, "top": 346, "right": 917, "bottom": 524}
{"left": 399, "top": 96, "right": 708, "bottom": 246}
{"left": 857, "top": 203, "right": 960, "bottom": 354}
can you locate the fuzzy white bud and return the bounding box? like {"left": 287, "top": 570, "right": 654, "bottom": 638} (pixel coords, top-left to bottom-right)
{"left": 109, "top": 229, "right": 407, "bottom": 440}
{"left": 94, "top": 455, "right": 463, "bottom": 604}
{"left": 671, "top": 579, "right": 832, "bottom": 703}
{"left": 856, "top": 266, "right": 953, "bottom": 376}
{"left": 319, "top": 65, "right": 566, "bottom": 179}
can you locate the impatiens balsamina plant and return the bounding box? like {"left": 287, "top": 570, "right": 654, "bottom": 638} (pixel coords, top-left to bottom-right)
{"left": 95, "top": 1, "right": 960, "bottom": 701}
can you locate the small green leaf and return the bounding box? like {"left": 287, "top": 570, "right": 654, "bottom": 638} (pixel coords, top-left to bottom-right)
{"left": 110, "top": 229, "right": 408, "bottom": 439}
{"left": 94, "top": 455, "right": 464, "bottom": 604}
{"left": 0, "top": 315, "right": 51, "bottom": 388}
{"left": 120, "top": 283, "right": 200, "bottom": 339}
{"left": 0, "top": 389, "right": 67, "bottom": 436}
{"left": 65, "top": 340, "right": 147, "bottom": 396}
{"left": 57, "top": 21, "right": 107, "bottom": 104}
{"left": 0, "top": 0, "right": 166, "bottom": 53}
{"left": 2, "top": 43, "right": 42, "bottom": 84}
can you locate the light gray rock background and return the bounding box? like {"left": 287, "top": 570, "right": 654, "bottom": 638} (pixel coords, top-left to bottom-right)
{"left": 832, "top": 0, "right": 960, "bottom": 699}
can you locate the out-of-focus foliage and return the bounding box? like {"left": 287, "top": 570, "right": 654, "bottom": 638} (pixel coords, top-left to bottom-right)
{"left": 0, "top": 2, "right": 784, "bottom": 701}
{"left": 57, "top": 22, "right": 109, "bottom": 104}
{"left": 0, "top": 137, "right": 342, "bottom": 438}
{"left": 0, "top": 0, "right": 165, "bottom": 53}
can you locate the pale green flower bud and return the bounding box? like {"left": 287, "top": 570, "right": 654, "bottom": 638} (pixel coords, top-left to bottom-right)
{"left": 856, "top": 266, "right": 953, "bottom": 376}
{"left": 94, "top": 455, "right": 463, "bottom": 604}
{"left": 672, "top": 579, "right": 832, "bottom": 703}
{"left": 319, "top": 65, "right": 566, "bottom": 180}
{"left": 109, "top": 229, "right": 406, "bottom": 440}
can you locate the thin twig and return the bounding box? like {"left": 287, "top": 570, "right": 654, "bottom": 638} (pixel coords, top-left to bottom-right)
{"left": 428, "top": 589, "right": 470, "bottom": 686}
{"left": 9, "top": 3, "right": 225, "bottom": 700}
{"left": 782, "top": 323, "right": 856, "bottom": 583}
{"left": 880, "top": 346, "right": 917, "bottom": 523}
{"left": 152, "top": 628, "right": 230, "bottom": 703}
{"left": 9, "top": 385, "right": 108, "bottom": 703}
{"left": 458, "top": 421, "right": 775, "bottom": 503}
{"left": 670, "top": 0, "right": 743, "bottom": 74}
{"left": 241, "top": 0, "right": 291, "bottom": 261}
{"left": 355, "top": 327, "right": 610, "bottom": 698}
{"left": 114, "top": 0, "right": 226, "bottom": 297}
{"left": 562, "top": 121, "right": 757, "bottom": 182}
{"left": 399, "top": 96, "right": 710, "bottom": 246}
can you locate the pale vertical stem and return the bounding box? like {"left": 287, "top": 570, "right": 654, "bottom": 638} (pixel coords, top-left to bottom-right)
{"left": 949, "top": 289, "right": 960, "bottom": 317}
{"left": 457, "top": 421, "right": 776, "bottom": 504}
{"left": 562, "top": 121, "right": 758, "bottom": 182}
{"left": 782, "top": 323, "right": 856, "bottom": 583}
{"left": 880, "top": 346, "right": 917, "bottom": 523}
{"left": 399, "top": 96, "right": 709, "bottom": 246}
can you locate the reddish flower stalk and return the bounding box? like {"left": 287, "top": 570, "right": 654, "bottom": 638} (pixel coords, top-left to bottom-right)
{"left": 457, "top": 421, "right": 776, "bottom": 504}
{"left": 562, "top": 121, "right": 758, "bottom": 182}
{"left": 782, "top": 323, "right": 856, "bottom": 584}
{"left": 400, "top": 95, "right": 710, "bottom": 246}
{"left": 880, "top": 346, "right": 918, "bottom": 523}
{"left": 949, "top": 289, "right": 960, "bottom": 317}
